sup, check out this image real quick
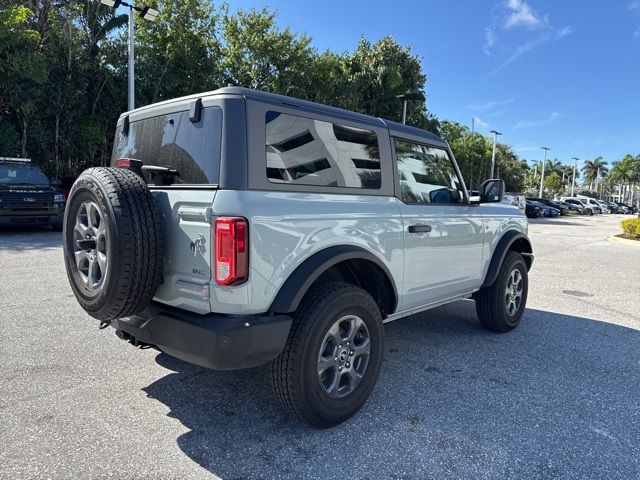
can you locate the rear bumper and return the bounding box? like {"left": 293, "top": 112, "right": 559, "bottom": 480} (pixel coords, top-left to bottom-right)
{"left": 112, "top": 303, "right": 292, "bottom": 370}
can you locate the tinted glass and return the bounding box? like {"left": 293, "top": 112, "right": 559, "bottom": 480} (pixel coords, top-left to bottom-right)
{"left": 265, "top": 111, "right": 381, "bottom": 189}
{"left": 394, "top": 139, "right": 465, "bottom": 204}
{"left": 111, "top": 107, "right": 222, "bottom": 185}
{"left": 0, "top": 163, "right": 49, "bottom": 185}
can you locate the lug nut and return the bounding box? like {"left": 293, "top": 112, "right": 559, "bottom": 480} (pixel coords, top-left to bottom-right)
{"left": 349, "top": 350, "right": 354, "bottom": 356}
{"left": 345, "top": 362, "right": 350, "bottom": 368}
{"left": 346, "top": 342, "right": 350, "bottom": 346}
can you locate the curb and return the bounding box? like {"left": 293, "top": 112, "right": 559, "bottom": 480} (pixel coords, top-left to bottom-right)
{"left": 607, "top": 234, "right": 640, "bottom": 246}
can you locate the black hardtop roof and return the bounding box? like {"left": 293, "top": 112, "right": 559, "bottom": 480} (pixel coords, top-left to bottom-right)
{"left": 127, "top": 86, "right": 446, "bottom": 146}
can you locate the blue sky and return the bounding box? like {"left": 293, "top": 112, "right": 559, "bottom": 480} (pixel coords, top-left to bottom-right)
{"left": 225, "top": 0, "right": 640, "bottom": 167}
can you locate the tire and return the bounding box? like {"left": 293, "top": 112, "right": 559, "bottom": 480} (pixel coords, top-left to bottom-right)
{"left": 270, "top": 282, "right": 384, "bottom": 428}
{"left": 475, "top": 251, "right": 528, "bottom": 333}
{"left": 62, "top": 167, "right": 164, "bottom": 322}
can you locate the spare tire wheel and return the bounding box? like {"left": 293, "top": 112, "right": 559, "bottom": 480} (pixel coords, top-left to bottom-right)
{"left": 63, "top": 167, "right": 164, "bottom": 321}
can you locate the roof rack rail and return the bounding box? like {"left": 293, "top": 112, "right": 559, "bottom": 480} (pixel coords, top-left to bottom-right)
{"left": 0, "top": 157, "right": 31, "bottom": 162}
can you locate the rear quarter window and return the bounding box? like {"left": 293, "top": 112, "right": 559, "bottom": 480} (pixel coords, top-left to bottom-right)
{"left": 111, "top": 107, "right": 222, "bottom": 185}
{"left": 265, "top": 111, "right": 381, "bottom": 189}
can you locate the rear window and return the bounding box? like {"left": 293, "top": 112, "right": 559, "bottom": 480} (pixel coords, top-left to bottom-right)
{"left": 265, "top": 111, "right": 381, "bottom": 189}
{"left": 111, "top": 107, "right": 222, "bottom": 185}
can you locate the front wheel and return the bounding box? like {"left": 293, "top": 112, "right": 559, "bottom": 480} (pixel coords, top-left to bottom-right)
{"left": 270, "top": 282, "right": 384, "bottom": 427}
{"left": 475, "top": 251, "right": 528, "bottom": 333}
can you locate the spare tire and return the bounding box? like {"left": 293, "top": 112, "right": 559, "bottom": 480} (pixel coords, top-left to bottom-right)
{"left": 63, "top": 167, "right": 164, "bottom": 321}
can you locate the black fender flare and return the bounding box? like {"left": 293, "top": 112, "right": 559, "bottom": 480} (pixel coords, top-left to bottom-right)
{"left": 481, "top": 231, "right": 534, "bottom": 288}
{"left": 269, "top": 245, "right": 398, "bottom": 314}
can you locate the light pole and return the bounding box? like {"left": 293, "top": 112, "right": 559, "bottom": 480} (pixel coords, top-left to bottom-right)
{"left": 100, "top": 0, "right": 159, "bottom": 111}
{"left": 539, "top": 147, "right": 550, "bottom": 197}
{"left": 396, "top": 92, "right": 425, "bottom": 125}
{"left": 571, "top": 157, "right": 579, "bottom": 196}
{"left": 489, "top": 130, "right": 502, "bottom": 178}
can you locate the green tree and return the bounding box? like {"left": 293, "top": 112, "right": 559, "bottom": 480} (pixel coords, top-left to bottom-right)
{"left": 134, "top": 0, "right": 220, "bottom": 106}
{"left": 582, "top": 157, "right": 608, "bottom": 190}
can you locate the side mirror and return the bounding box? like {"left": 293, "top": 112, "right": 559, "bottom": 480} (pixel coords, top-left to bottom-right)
{"left": 475, "top": 179, "right": 505, "bottom": 204}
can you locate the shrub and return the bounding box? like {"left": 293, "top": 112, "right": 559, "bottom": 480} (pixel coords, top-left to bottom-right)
{"left": 621, "top": 218, "right": 640, "bottom": 240}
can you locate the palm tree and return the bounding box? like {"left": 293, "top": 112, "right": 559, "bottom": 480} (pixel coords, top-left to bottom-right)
{"left": 581, "top": 157, "right": 608, "bottom": 191}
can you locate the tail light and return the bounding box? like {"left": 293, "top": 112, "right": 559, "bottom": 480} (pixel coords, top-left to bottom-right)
{"left": 214, "top": 217, "right": 248, "bottom": 285}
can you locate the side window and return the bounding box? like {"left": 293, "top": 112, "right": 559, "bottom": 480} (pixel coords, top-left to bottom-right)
{"left": 393, "top": 138, "right": 465, "bottom": 205}
{"left": 265, "top": 111, "right": 381, "bottom": 189}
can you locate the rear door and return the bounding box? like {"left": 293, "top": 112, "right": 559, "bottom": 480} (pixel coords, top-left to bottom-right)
{"left": 111, "top": 106, "right": 223, "bottom": 313}
{"left": 392, "top": 138, "right": 484, "bottom": 310}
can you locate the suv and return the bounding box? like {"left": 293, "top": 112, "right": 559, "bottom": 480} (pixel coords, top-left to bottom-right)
{"left": 562, "top": 197, "right": 594, "bottom": 215}
{"left": 0, "top": 158, "right": 65, "bottom": 229}
{"left": 62, "top": 87, "right": 533, "bottom": 427}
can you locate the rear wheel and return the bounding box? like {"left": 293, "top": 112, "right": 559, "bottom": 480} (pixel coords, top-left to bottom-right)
{"left": 270, "top": 282, "right": 384, "bottom": 427}
{"left": 475, "top": 251, "right": 528, "bottom": 333}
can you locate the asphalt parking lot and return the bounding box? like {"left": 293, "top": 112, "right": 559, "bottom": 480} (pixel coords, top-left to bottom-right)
{"left": 1, "top": 215, "right": 639, "bottom": 480}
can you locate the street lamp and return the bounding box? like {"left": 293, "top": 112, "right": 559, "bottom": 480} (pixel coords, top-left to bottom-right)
{"left": 396, "top": 92, "right": 425, "bottom": 125}
{"left": 489, "top": 130, "right": 502, "bottom": 178}
{"left": 539, "top": 147, "right": 550, "bottom": 197}
{"left": 571, "top": 157, "right": 579, "bottom": 196}
{"left": 100, "top": 0, "right": 159, "bottom": 111}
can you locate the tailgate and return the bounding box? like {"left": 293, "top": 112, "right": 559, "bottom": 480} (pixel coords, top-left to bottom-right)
{"left": 151, "top": 189, "right": 216, "bottom": 313}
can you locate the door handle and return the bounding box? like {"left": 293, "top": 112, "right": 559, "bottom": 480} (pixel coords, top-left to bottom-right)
{"left": 408, "top": 224, "right": 432, "bottom": 233}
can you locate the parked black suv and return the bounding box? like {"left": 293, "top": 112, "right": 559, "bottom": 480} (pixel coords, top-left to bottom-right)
{"left": 0, "top": 158, "right": 65, "bottom": 230}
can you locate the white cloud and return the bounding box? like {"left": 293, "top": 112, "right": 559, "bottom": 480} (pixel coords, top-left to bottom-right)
{"left": 483, "top": 27, "right": 497, "bottom": 55}
{"left": 488, "top": 27, "right": 573, "bottom": 77}
{"left": 630, "top": 1, "right": 640, "bottom": 11}
{"left": 467, "top": 98, "right": 515, "bottom": 112}
{"left": 635, "top": 28, "right": 640, "bottom": 38}
{"left": 483, "top": 1, "right": 572, "bottom": 71}
{"left": 473, "top": 116, "right": 490, "bottom": 130}
{"left": 514, "top": 112, "right": 561, "bottom": 130}
{"left": 504, "top": 0, "right": 547, "bottom": 30}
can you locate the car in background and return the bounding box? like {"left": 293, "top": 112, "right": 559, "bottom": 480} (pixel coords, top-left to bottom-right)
{"left": 604, "top": 201, "right": 620, "bottom": 214}
{"left": 579, "top": 197, "right": 604, "bottom": 214}
{"left": 525, "top": 199, "right": 545, "bottom": 218}
{"left": 503, "top": 193, "right": 526, "bottom": 211}
{"left": 562, "top": 198, "right": 594, "bottom": 215}
{"left": 0, "top": 158, "right": 65, "bottom": 230}
{"left": 560, "top": 200, "right": 585, "bottom": 214}
{"left": 528, "top": 197, "right": 569, "bottom": 215}
{"left": 615, "top": 202, "right": 634, "bottom": 214}
{"left": 594, "top": 199, "right": 610, "bottom": 213}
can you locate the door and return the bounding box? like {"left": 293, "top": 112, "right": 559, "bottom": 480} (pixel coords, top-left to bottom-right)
{"left": 393, "top": 138, "right": 485, "bottom": 310}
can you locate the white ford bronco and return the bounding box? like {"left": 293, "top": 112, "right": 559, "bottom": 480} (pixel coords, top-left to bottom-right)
{"left": 63, "top": 87, "right": 533, "bottom": 427}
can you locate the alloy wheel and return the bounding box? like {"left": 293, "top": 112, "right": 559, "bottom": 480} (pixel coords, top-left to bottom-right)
{"left": 73, "top": 201, "right": 107, "bottom": 290}
{"left": 317, "top": 315, "right": 371, "bottom": 399}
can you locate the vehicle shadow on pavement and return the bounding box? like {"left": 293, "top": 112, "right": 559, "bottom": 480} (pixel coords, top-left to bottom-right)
{"left": 0, "top": 227, "right": 61, "bottom": 252}
{"left": 144, "top": 300, "right": 640, "bottom": 479}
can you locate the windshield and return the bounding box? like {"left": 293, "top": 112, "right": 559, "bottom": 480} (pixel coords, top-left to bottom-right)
{"left": 0, "top": 163, "right": 50, "bottom": 186}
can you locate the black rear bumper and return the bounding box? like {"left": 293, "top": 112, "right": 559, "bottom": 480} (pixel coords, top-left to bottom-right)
{"left": 112, "top": 303, "right": 292, "bottom": 370}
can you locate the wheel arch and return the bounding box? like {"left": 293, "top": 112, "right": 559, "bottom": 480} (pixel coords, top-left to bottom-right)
{"left": 268, "top": 245, "right": 398, "bottom": 318}
{"left": 481, "top": 230, "right": 533, "bottom": 288}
